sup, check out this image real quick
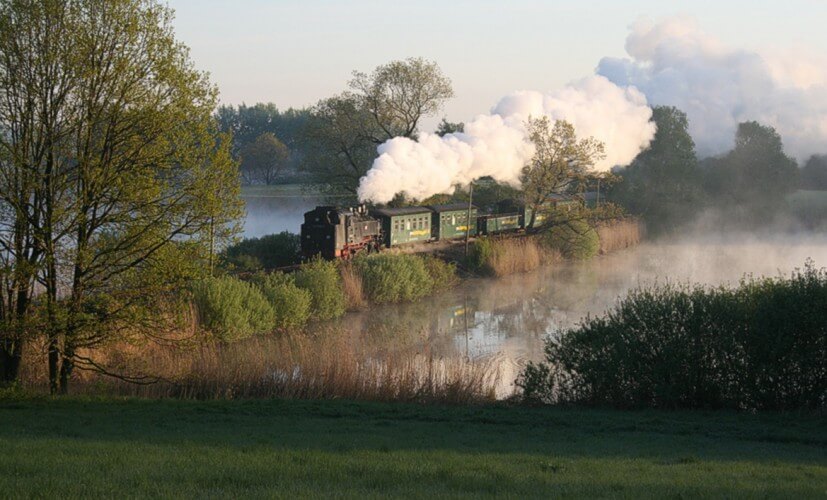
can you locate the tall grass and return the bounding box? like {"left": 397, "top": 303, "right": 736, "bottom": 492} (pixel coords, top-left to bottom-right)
{"left": 339, "top": 262, "right": 366, "bottom": 310}
{"left": 596, "top": 218, "right": 642, "bottom": 254}
{"left": 65, "top": 334, "right": 499, "bottom": 404}
{"left": 469, "top": 237, "right": 558, "bottom": 277}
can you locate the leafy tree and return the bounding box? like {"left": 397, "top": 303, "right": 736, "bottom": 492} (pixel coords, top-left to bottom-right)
{"left": 239, "top": 132, "right": 290, "bottom": 185}
{"left": 703, "top": 121, "right": 798, "bottom": 215}
{"left": 222, "top": 232, "right": 300, "bottom": 271}
{"left": 521, "top": 117, "right": 605, "bottom": 228}
{"left": 301, "top": 58, "right": 453, "bottom": 195}
{"left": 216, "top": 103, "right": 310, "bottom": 171}
{"left": 435, "top": 118, "right": 464, "bottom": 136}
{"left": 800, "top": 155, "right": 827, "bottom": 190}
{"left": 611, "top": 106, "right": 703, "bottom": 235}
{"left": 0, "top": 0, "right": 243, "bottom": 391}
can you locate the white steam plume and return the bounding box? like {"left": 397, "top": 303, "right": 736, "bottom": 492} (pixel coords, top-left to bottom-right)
{"left": 357, "top": 76, "right": 655, "bottom": 204}
{"left": 597, "top": 16, "right": 827, "bottom": 160}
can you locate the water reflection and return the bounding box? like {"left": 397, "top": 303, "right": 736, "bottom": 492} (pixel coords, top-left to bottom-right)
{"left": 309, "top": 234, "right": 827, "bottom": 396}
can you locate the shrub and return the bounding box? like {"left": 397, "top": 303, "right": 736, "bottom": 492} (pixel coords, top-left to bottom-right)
{"left": 251, "top": 272, "right": 312, "bottom": 330}
{"left": 544, "top": 220, "right": 599, "bottom": 260}
{"left": 222, "top": 231, "right": 299, "bottom": 271}
{"left": 519, "top": 263, "right": 827, "bottom": 410}
{"left": 294, "top": 258, "right": 345, "bottom": 320}
{"left": 191, "top": 276, "right": 276, "bottom": 342}
{"left": 354, "top": 254, "right": 435, "bottom": 303}
{"left": 422, "top": 256, "right": 458, "bottom": 290}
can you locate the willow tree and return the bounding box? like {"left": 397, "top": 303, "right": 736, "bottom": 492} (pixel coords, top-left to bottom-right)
{"left": 521, "top": 117, "right": 605, "bottom": 229}
{"left": 0, "top": 0, "right": 243, "bottom": 391}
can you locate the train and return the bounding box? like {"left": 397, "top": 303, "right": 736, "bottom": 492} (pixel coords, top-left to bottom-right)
{"left": 300, "top": 197, "right": 578, "bottom": 260}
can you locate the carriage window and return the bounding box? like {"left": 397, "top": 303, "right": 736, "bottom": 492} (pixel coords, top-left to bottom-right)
{"left": 451, "top": 215, "right": 456, "bottom": 225}
{"left": 406, "top": 220, "right": 411, "bottom": 230}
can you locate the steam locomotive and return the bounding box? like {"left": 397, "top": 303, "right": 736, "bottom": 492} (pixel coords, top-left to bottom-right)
{"left": 300, "top": 198, "right": 576, "bottom": 260}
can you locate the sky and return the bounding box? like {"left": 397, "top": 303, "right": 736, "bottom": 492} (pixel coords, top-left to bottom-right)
{"left": 167, "top": 0, "right": 827, "bottom": 131}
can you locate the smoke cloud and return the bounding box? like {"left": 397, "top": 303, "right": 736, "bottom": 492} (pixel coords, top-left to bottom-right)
{"left": 597, "top": 16, "right": 827, "bottom": 159}
{"left": 357, "top": 76, "right": 655, "bottom": 204}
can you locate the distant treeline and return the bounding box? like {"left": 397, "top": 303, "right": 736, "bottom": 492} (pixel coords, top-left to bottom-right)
{"left": 609, "top": 107, "right": 827, "bottom": 233}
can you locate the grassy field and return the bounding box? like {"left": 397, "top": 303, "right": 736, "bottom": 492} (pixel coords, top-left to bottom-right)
{"left": 0, "top": 397, "right": 824, "bottom": 498}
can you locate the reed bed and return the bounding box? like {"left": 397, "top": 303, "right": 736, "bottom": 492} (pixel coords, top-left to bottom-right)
{"left": 60, "top": 334, "right": 499, "bottom": 404}
{"left": 339, "top": 262, "right": 366, "bottom": 309}
{"left": 596, "top": 218, "right": 642, "bottom": 254}
{"left": 472, "top": 237, "right": 561, "bottom": 277}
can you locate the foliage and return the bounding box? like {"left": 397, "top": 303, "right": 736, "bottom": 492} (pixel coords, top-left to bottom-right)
{"left": 294, "top": 258, "right": 346, "bottom": 320}
{"left": 239, "top": 132, "right": 290, "bottom": 185}
{"left": 0, "top": 0, "right": 243, "bottom": 391}
{"left": 191, "top": 277, "right": 276, "bottom": 342}
{"left": 354, "top": 254, "right": 435, "bottom": 303}
{"left": 543, "top": 220, "right": 599, "bottom": 260}
{"left": 799, "top": 154, "right": 827, "bottom": 190}
{"left": 702, "top": 121, "right": 798, "bottom": 218}
{"left": 216, "top": 103, "right": 311, "bottom": 155}
{"left": 435, "top": 118, "right": 464, "bottom": 136}
{"left": 222, "top": 232, "right": 300, "bottom": 271}
{"left": 250, "top": 273, "right": 312, "bottom": 330}
{"left": 301, "top": 58, "right": 453, "bottom": 195}
{"left": 421, "top": 256, "right": 458, "bottom": 290}
{"left": 610, "top": 106, "right": 704, "bottom": 235}
{"left": 521, "top": 263, "right": 827, "bottom": 410}
{"left": 521, "top": 117, "right": 605, "bottom": 228}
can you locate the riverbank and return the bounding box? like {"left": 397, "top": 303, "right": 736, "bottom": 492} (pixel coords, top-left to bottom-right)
{"left": 1, "top": 396, "right": 824, "bottom": 498}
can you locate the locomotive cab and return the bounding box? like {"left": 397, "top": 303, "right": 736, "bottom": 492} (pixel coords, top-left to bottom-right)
{"left": 300, "top": 205, "right": 382, "bottom": 259}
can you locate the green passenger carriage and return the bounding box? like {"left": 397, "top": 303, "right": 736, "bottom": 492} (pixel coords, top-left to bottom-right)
{"left": 427, "top": 203, "right": 478, "bottom": 240}
{"left": 370, "top": 207, "right": 433, "bottom": 247}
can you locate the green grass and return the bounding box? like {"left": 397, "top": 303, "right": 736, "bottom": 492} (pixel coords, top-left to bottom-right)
{"left": 0, "top": 397, "right": 824, "bottom": 498}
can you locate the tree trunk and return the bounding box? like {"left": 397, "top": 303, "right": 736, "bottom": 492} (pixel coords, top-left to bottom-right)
{"left": 58, "top": 345, "right": 73, "bottom": 395}
{"left": 0, "top": 340, "right": 23, "bottom": 384}
{"left": 48, "top": 337, "right": 60, "bottom": 394}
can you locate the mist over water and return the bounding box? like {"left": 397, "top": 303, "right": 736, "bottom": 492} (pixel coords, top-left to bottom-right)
{"left": 241, "top": 197, "right": 827, "bottom": 396}
{"left": 307, "top": 233, "right": 827, "bottom": 396}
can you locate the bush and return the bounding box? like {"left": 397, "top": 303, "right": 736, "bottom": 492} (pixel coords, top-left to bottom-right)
{"left": 294, "top": 258, "right": 345, "bottom": 320}
{"left": 251, "top": 272, "right": 312, "bottom": 330}
{"left": 422, "top": 256, "right": 458, "bottom": 290}
{"left": 191, "top": 276, "right": 276, "bottom": 342}
{"left": 354, "top": 254, "right": 435, "bottom": 303}
{"left": 222, "top": 231, "right": 299, "bottom": 271}
{"left": 518, "top": 263, "right": 827, "bottom": 410}
{"left": 544, "top": 220, "right": 599, "bottom": 260}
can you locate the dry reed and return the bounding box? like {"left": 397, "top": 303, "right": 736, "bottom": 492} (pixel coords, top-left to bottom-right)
{"left": 54, "top": 333, "right": 499, "bottom": 404}
{"left": 481, "top": 237, "right": 561, "bottom": 277}
{"left": 339, "top": 262, "right": 366, "bottom": 310}
{"left": 596, "top": 218, "right": 642, "bottom": 254}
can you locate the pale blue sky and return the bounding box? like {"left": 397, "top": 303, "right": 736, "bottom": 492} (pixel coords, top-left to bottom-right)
{"left": 167, "top": 0, "right": 827, "bottom": 130}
